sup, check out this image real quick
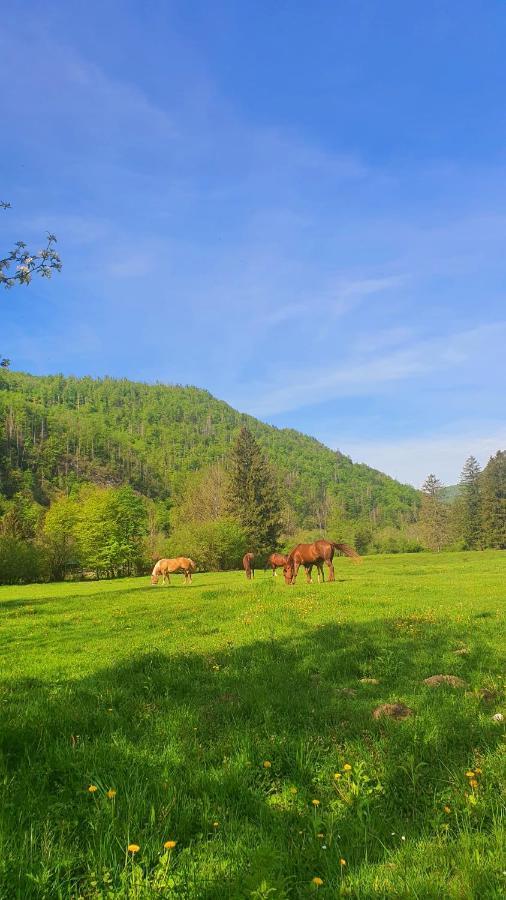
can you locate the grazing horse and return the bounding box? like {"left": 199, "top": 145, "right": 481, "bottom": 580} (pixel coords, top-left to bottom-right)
{"left": 243, "top": 552, "right": 255, "bottom": 580}
{"left": 151, "top": 557, "right": 196, "bottom": 585}
{"left": 267, "top": 552, "right": 288, "bottom": 576}
{"left": 283, "top": 540, "right": 360, "bottom": 585}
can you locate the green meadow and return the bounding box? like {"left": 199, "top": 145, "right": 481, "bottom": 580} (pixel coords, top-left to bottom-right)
{"left": 0, "top": 552, "right": 504, "bottom": 898}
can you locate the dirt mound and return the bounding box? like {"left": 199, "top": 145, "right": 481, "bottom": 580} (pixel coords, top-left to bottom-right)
{"left": 423, "top": 674, "right": 468, "bottom": 688}
{"left": 372, "top": 703, "right": 413, "bottom": 720}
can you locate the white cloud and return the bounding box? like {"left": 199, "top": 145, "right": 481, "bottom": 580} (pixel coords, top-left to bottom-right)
{"left": 240, "top": 322, "right": 506, "bottom": 417}
{"left": 336, "top": 427, "right": 506, "bottom": 487}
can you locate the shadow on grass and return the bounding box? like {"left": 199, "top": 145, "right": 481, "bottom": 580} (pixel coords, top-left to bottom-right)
{"left": 0, "top": 619, "right": 503, "bottom": 898}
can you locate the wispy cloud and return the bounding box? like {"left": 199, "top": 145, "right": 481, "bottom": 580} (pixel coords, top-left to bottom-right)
{"left": 237, "top": 322, "right": 506, "bottom": 417}
{"left": 337, "top": 425, "right": 506, "bottom": 487}
{"left": 260, "top": 274, "right": 408, "bottom": 325}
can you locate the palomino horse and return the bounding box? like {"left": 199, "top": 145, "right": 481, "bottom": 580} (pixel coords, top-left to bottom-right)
{"left": 151, "top": 557, "right": 196, "bottom": 585}
{"left": 267, "top": 552, "right": 288, "bottom": 576}
{"left": 243, "top": 552, "right": 255, "bottom": 580}
{"left": 283, "top": 540, "right": 360, "bottom": 585}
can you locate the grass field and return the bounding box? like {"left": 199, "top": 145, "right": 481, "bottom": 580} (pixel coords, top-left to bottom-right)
{"left": 0, "top": 551, "right": 504, "bottom": 898}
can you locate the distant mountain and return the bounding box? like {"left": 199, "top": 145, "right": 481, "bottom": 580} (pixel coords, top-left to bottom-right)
{"left": 0, "top": 370, "right": 419, "bottom": 528}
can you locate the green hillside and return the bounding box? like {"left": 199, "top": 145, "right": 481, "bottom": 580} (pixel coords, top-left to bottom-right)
{"left": 0, "top": 370, "right": 418, "bottom": 529}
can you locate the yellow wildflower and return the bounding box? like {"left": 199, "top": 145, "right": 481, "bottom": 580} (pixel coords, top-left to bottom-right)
{"left": 213, "top": 821, "right": 219, "bottom": 828}
{"left": 474, "top": 767, "right": 482, "bottom": 774}
{"left": 164, "top": 840, "right": 177, "bottom": 849}
{"left": 312, "top": 798, "right": 320, "bottom": 806}
{"left": 106, "top": 789, "right": 116, "bottom": 799}
{"left": 312, "top": 876, "right": 324, "bottom": 886}
{"left": 317, "top": 832, "right": 324, "bottom": 838}
{"left": 343, "top": 763, "right": 352, "bottom": 771}
{"left": 340, "top": 858, "right": 347, "bottom": 866}
{"left": 88, "top": 785, "right": 98, "bottom": 793}
{"left": 128, "top": 844, "right": 140, "bottom": 854}
{"left": 263, "top": 760, "right": 271, "bottom": 768}
{"left": 290, "top": 786, "right": 298, "bottom": 794}
{"left": 444, "top": 805, "right": 451, "bottom": 814}
{"left": 334, "top": 772, "right": 341, "bottom": 780}
{"left": 469, "top": 778, "right": 478, "bottom": 789}
{"left": 465, "top": 770, "right": 475, "bottom": 778}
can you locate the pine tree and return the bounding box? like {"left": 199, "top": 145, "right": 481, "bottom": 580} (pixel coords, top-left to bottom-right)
{"left": 419, "top": 474, "right": 449, "bottom": 551}
{"left": 457, "top": 456, "right": 483, "bottom": 549}
{"left": 481, "top": 451, "right": 506, "bottom": 548}
{"left": 226, "top": 427, "right": 282, "bottom": 553}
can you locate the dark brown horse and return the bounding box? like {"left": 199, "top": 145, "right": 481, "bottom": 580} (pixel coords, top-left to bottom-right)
{"left": 243, "top": 552, "right": 255, "bottom": 580}
{"left": 283, "top": 540, "right": 360, "bottom": 585}
{"left": 267, "top": 552, "right": 288, "bottom": 576}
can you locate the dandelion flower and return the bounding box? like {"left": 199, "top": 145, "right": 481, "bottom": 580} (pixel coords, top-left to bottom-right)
{"left": 164, "top": 840, "right": 177, "bottom": 849}
{"left": 88, "top": 785, "right": 98, "bottom": 793}
{"left": 340, "top": 858, "right": 347, "bottom": 866}
{"left": 334, "top": 772, "right": 341, "bottom": 780}
{"left": 444, "top": 806, "right": 451, "bottom": 814}
{"left": 343, "top": 763, "right": 352, "bottom": 771}
{"left": 290, "top": 786, "right": 298, "bottom": 794}
{"left": 474, "top": 767, "right": 482, "bottom": 774}
{"left": 213, "top": 822, "right": 219, "bottom": 828}
{"left": 263, "top": 760, "right": 271, "bottom": 768}
{"left": 312, "top": 876, "right": 324, "bottom": 886}
{"left": 465, "top": 770, "right": 475, "bottom": 778}
{"left": 128, "top": 844, "right": 140, "bottom": 854}
{"left": 106, "top": 789, "right": 116, "bottom": 799}
{"left": 317, "top": 832, "right": 324, "bottom": 838}
{"left": 469, "top": 778, "right": 478, "bottom": 789}
{"left": 312, "top": 799, "right": 320, "bottom": 806}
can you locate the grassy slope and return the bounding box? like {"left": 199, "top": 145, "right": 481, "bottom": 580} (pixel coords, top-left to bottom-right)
{"left": 0, "top": 552, "right": 504, "bottom": 898}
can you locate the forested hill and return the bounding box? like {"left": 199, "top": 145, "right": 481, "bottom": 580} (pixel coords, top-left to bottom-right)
{"left": 0, "top": 370, "right": 419, "bottom": 528}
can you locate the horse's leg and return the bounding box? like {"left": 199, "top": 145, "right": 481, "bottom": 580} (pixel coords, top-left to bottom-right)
{"left": 292, "top": 559, "right": 300, "bottom": 584}
{"left": 318, "top": 563, "right": 325, "bottom": 583}
{"left": 327, "top": 559, "right": 335, "bottom": 582}
{"left": 305, "top": 564, "right": 312, "bottom": 584}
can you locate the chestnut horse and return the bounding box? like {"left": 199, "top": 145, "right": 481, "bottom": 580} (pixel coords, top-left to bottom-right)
{"left": 243, "top": 552, "right": 255, "bottom": 580}
{"left": 267, "top": 552, "right": 288, "bottom": 576}
{"left": 283, "top": 540, "right": 360, "bottom": 585}
{"left": 151, "top": 557, "right": 196, "bottom": 585}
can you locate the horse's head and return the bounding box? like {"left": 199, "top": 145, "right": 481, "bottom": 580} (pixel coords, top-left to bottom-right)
{"left": 150, "top": 574, "right": 159, "bottom": 584}
{"left": 283, "top": 560, "right": 294, "bottom": 585}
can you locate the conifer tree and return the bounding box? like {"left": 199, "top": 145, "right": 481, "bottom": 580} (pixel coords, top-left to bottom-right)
{"left": 457, "top": 456, "right": 483, "bottom": 549}
{"left": 481, "top": 451, "right": 506, "bottom": 548}
{"left": 226, "top": 426, "right": 282, "bottom": 553}
{"left": 419, "top": 473, "right": 449, "bottom": 551}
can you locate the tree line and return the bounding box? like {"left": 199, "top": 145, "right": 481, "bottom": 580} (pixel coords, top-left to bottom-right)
{"left": 0, "top": 427, "right": 283, "bottom": 583}
{"left": 419, "top": 452, "right": 506, "bottom": 551}
{"left": 1, "top": 425, "right": 504, "bottom": 584}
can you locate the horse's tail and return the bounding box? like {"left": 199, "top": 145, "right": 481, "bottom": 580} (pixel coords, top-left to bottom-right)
{"left": 331, "top": 542, "right": 362, "bottom": 563}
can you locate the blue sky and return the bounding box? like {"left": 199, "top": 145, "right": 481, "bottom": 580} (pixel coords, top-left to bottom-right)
{"left": 1, "top": 0, "right": 505, "bottom": 486}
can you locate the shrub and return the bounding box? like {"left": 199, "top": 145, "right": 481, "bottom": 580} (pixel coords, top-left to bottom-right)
{"left": 0, "top": 537, "right": 47, "bottom": 584}
{"left": 165, "top": 518, "right": 248, "bottom": 570}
